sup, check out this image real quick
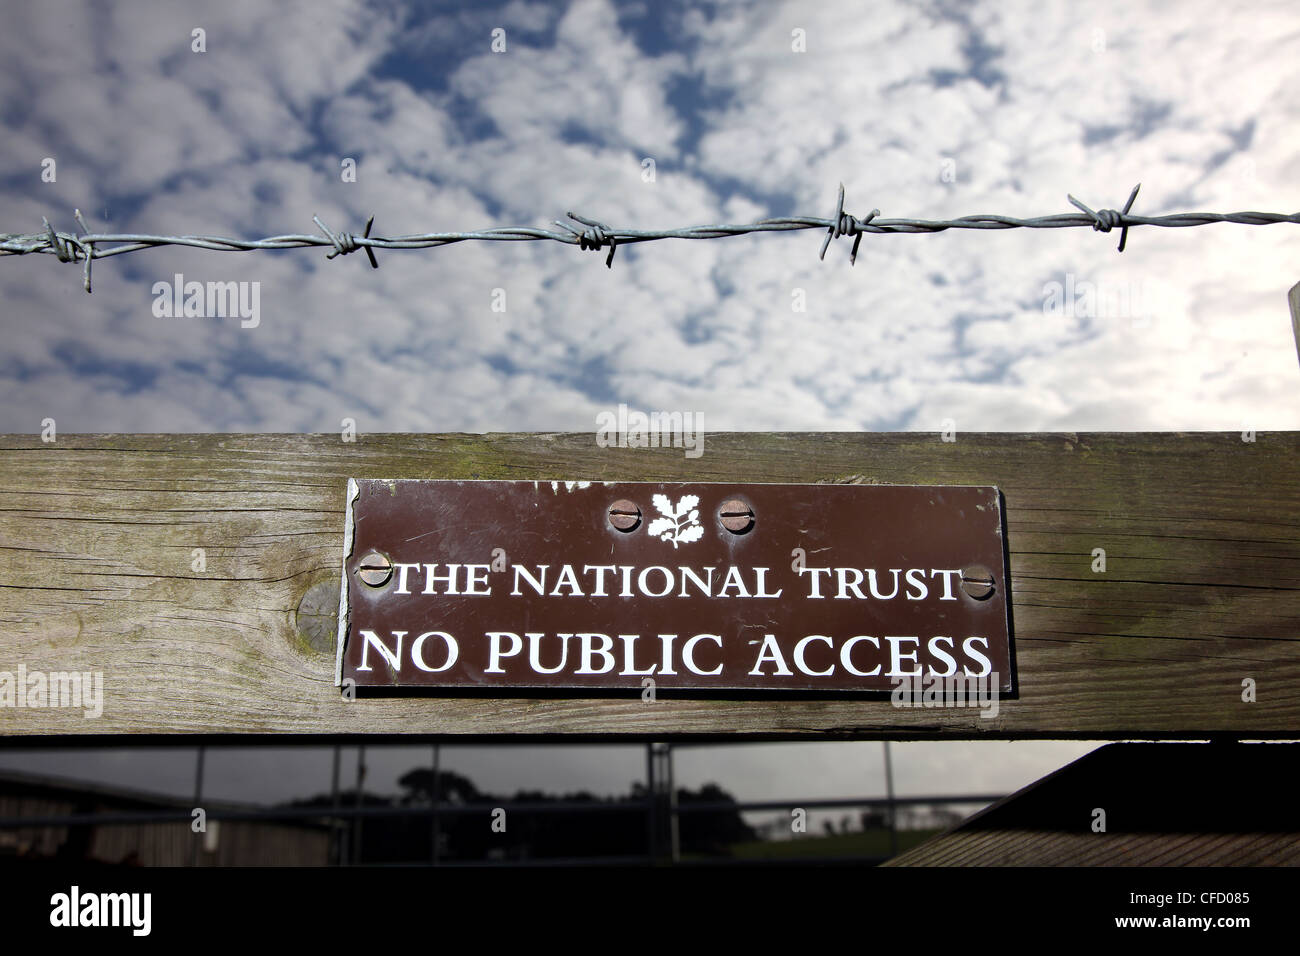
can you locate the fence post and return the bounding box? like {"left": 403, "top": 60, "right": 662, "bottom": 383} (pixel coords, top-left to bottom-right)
{"left": 190, "top": 745, "right": 205, "bottom": 867}
{"left": 352, "top": 744, "right": 365, "bottom": 866}
{"left": 883, "top": 742, "right": 898, "bottom": 857}
{"left": 430, "top": 744, "right": 440, "bottom": 866}
{"left": 1290, "top": 281, "right": 1300, "bottom": 368}
{"left": 645, "top": 742, "right": 657, "bottom": 863}
{"left": 329, "top": 744, "right": 341, "bottom": 866}
{"left": 666, "top": 744, "right": 680, "bottom": 863}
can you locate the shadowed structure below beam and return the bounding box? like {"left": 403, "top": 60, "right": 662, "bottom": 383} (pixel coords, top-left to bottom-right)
{"left": 884, "top": 742, "right": 1300, "bottom": 866}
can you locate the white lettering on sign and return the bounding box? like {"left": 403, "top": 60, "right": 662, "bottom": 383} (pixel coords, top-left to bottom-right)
{"left": 382, "top": 562, "right": 975, "bottom": 601}
{"left": 802, "top": 567, "right": 962, "bottom": 600}
{"left": 358, "top": 629, "right": 994, "bottom": 681}
{"left": 505, "top": 564, "right": 785, "bottom": 599}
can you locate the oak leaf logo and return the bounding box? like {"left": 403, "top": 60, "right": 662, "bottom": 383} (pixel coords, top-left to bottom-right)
{"left": 647, "top": 494, "right": 703, "bottom": 548}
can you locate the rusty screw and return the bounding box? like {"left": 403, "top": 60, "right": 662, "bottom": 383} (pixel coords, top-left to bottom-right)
{"left": 356, "top": 550, "right": 393, "bottom": 587}
{"left": 719, "top": 498, "right": 755, "bottom": 534}
{"left": 608, "top": 499, "right": 641, "bottom": 532}
{"left": 961, "top": 564, "right": 996, "bottom": 600}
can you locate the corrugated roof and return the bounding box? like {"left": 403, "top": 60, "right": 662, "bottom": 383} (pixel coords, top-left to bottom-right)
{"left": 885, "top": 742, "right": 1300, "bottom": 866}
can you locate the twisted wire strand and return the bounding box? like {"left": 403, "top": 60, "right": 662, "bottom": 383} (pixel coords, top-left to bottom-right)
{"left": 3, "top": 183, "right": 1298, "bottom": 293}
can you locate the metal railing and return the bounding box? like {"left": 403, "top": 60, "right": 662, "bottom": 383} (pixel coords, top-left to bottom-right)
{"left": 0, "top": 741, "right": 1004, "bottom": 866}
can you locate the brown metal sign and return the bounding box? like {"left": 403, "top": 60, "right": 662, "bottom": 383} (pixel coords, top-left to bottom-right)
{"left": 335, "top": 480, "right": 1014, "bottom": 695}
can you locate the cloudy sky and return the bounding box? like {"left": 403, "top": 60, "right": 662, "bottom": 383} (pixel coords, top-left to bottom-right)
{"left": 1, "top": 0, "right": 1297, "bottom": 434}
{"left": 0, "top": 0, "right": 1297, "bottom": 835}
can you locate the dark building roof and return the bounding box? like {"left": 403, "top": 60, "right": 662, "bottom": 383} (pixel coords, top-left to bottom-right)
{"left": 0, "top": 769, "right": 330, "bottom": 831}
{"left": 886, "top": 742, "right": 1300, "bottom": 866}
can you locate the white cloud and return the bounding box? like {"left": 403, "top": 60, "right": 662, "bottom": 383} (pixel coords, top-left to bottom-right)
{"left": 451, "top": 0, "right": 687, "bottom": 160}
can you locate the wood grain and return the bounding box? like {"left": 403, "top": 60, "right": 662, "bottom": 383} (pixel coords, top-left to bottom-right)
{"left": 0, "top": 432, "right": 1296, "bottom": 738}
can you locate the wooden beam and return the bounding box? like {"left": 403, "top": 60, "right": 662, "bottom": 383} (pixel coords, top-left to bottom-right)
{"left": 1, "top": 433, "right": 1296, "bottom": 738}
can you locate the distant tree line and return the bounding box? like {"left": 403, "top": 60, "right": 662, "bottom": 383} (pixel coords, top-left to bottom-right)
{"left": 288, "top": 766, "right": 757, "bottom": 863}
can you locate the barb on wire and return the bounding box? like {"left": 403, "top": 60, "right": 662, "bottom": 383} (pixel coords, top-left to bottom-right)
{"left": 1068, "top": 183, "right": 1142, "bottom": 252}
{"left": 555, "top": 212, "right": 617, "bottom": 267}
{"left": 4, "top": 184, "right": 1299, "bottom": 293}
{"left": 313, "top": 213, "right": 379, "bottom": 269}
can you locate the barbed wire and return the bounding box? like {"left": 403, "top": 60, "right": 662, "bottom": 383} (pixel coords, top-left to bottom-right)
{"left": 3, "top": 183, "right": 1298, "bottom": 293}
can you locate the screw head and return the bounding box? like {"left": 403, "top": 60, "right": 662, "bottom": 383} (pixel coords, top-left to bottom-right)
{"left": 356, "top": 550, "right": 393, "bottom": 587}
{"left": 719, "top": 499, "right": 755, "bottom": 534}
{"left": 961, "top": 565, "right": 996, "bottom": 600}
{"left": 608, "top": 499, "right": 641, "bottom": 532}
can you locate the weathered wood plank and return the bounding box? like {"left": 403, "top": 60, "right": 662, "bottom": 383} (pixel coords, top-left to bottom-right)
{"left": 0, "top": 433, "right": 1296, "bottom": 738}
